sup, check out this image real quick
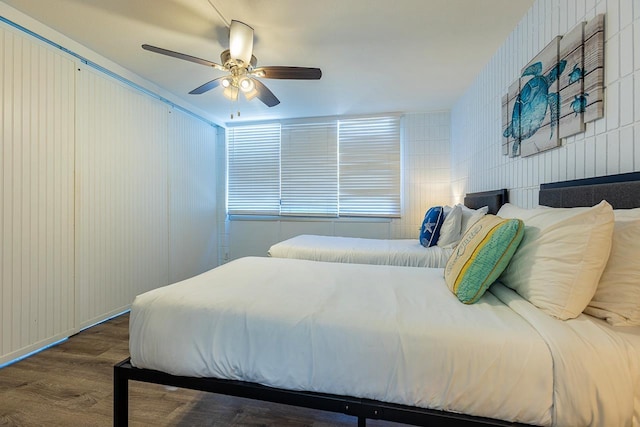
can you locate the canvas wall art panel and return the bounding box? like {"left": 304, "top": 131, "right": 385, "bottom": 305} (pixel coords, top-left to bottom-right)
{"left": 559, "top": 22, "right": 585, "bottom": 138}
{"left": 518, "top": 36, "right": 563, "bottom": 157}
{"left": 583, "top": 14, "right": 605, "bottom": 123}
{"left": 501, "top": 15, "right": 604, "bottom": 157}
{"left": 503, "top": 80, "right": 521, "bottom": 157}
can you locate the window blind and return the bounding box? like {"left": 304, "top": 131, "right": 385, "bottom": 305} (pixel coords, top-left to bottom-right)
{"left": 281, "top": 122, "right": 338, "bottom": 216}
{"left": 226, "top": 116, "right": 400, "bottom": 218}
{"left": 227, "top": 124, "right": 280, "bottom": 215}
{"left": 338, "top": 116, "right": 401, "bottom": 217}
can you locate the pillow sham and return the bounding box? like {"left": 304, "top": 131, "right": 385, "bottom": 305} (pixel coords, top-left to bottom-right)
{"left": 458, "top": 204, "right": 489, "bottom": 235}
{"left": 437, "top": 205, "right": 463, "bottom": 248}
{"left": 499, "top": 200, "right": 615, "bottom": 320}
{"left": 419, "top": 206, "right": 445, "bottom": 247}
{"left": 445, "top": 215, "right": 524, "bottom": 304}
{"left": 584, "top": 208, "right": 640, "bottom": 326}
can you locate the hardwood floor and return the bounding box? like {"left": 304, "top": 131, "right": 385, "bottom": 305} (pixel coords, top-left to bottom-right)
{"left": 0, "top": 314, "right": 405, "bottom": 426}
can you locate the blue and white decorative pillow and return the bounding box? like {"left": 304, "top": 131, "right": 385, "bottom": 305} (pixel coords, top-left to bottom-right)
{"left": 420, "top": 206, "right": 445, "bottom": 247}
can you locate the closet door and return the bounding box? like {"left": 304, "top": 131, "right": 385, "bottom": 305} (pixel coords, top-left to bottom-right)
{"left": 0, "top": 26, "right": 75, "bottom": 364}
{"left": 168, "top": 109, "right": 218, "bottom": 284}
{"left": 75, "top": 66, "right": 169, "bottom": 328}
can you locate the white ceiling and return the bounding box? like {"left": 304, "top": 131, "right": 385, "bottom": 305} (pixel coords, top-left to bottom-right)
{"left": 1, "top": 0, "right": 534, "bottom": 127}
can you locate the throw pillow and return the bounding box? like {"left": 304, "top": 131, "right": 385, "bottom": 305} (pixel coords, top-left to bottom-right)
{"left": 419, "top": 206, "right": 445, "bottom": 247}
{"left": 437, "top": 205, "right": 463, "bottom": 248}
{"left": 445, "top": 215, "right": 524, "bottom": 304}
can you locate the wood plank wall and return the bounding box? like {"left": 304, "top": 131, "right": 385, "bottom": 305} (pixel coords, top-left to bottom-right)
{"left": 1, "top": 27, "right": 76, "bottom": 363}
{"left": 0, "top": 21, "right": 219, "bottom": 364}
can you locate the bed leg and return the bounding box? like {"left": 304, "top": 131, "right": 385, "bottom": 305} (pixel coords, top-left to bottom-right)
{"left": 113, "top": 364, "right": 129, "bottom": 427}
{"left": 357, "top": 416, "right": 366, "bottom": 427}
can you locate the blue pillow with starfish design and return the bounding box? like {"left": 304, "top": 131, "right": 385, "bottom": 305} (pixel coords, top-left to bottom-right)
{"left": 420, "top": 206, "right": 445, "bottom": 247}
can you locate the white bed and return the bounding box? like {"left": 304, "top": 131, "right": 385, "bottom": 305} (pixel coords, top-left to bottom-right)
{"left": 267, "top": 189, "right": 508, "bottom": 267}
{"left": 117, "top": 174, "right": 640, "bottom": 427}
{"left": 129, "top": 256, "right": 640, "bottom": 427}
{"left": 268, "top": 234, "right": 453, "bottom": 267}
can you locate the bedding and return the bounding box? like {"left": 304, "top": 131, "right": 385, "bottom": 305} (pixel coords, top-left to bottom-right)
{"left": 584, "top": 208, "right": 640, "bottom": 326}
{"left": 267, "top": 234, "right": 453, "bottom": 267}
{"left": 117, "top": 175, "right": 640, "bottom": 426}
{"left": 497, "top": 200, "right": 615, "bottom": 320}
{"left": 129, "top": 256, "right": 640, "bottom": 427}
{"left": 268, "top": 190, "right": 506, "bottom": 268}
{"left": 436, "top": 204, "right": 462, "bottom": 247}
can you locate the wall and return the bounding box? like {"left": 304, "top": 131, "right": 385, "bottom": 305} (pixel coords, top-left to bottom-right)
{"left": 451, "top": 0, "right": 639, "bottom": 208}
{"left": 0, "top": 11, "right": 219, "bottom": 363}
{"left": 226, "top": 111, "right": 451, "bottom": 260}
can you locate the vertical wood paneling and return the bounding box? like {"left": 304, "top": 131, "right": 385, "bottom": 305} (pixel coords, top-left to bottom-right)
{"left": 451, "top": 0, "right": 640, "bottom": 208}
{"left": 1, "top": 17, "right": 220, "bottom": 364}
{"left": 0, "top": 26, "right": 75, "bottom": 364}
{"left": 75, "top": 67, "right": 169, "bottom": 328}
{"left": 168, "top": 109, "right": 218, "bottom": 284}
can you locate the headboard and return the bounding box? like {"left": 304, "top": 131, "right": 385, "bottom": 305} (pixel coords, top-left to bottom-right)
{"left": 539, "top": 171, "right": 640, "bottom": 209}
{"left": 464, "top": 189, "right": 509, "bottom": 215}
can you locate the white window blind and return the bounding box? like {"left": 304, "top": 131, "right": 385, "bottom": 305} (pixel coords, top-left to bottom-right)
{"left": 281, "top": 122, "right": 338, "bottom": 216}
{"left": 227, "top": 124, "right": 280, "bottom": 215}
{"left": 226, "top": 116, "right": 400, "bottom": 218}
{"left": 338, "top": 116, "right": 401, "bottom": 217}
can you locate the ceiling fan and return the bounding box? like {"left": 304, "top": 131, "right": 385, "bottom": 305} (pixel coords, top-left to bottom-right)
{"left": 142, "top": 20, "right": 322, "bottom": 108}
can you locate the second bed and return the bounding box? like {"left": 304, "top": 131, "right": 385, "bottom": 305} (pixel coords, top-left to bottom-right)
{"left": 268, "top": 189, "right": 508, "bottom": 267}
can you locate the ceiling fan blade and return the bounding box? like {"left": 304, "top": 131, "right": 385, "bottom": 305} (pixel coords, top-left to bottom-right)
{"left": 229, "top": 20, "right": 254, "bottom": 65}
{"left": 189, "top": 77, "right": 225, "bottom": 95}
{"left": 252, "top": 66, "right": 322, "bottom": 80}
{"left": 253, "top": 79, "right": 280, "bottom": 107}
{"left": 142, "top": 44, "right": 226, "bottom": 71}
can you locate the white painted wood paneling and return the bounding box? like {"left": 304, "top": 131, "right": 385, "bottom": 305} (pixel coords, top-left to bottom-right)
{"left": 168, "top": 109, "right": 218, "bottom": 284}
{"left": 0, "top": 26, "right": 75, "bottom": 364}
{"left": 75, "top": 66, "right": 169, "bottom": 328}
{"left": 451, "top": 0, "right": 640, "bottom": 207}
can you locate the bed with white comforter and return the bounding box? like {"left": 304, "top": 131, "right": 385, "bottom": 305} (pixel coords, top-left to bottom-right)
{"left": 267, "top": 234, "right": 453, "bottom": 267}
{"left": 129, "top": 256, "right": 640, "bottom": 427}
{"left": 266, "top": 190, "right": 508, "bottom": 268}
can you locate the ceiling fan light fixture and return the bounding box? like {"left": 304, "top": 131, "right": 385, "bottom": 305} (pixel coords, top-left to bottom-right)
{"left": 223, "top": 85, "right": 239, "bottom": 101}
{"left": 229, "top": 20, "right": 254, "bottom": 65}
{"left": 243, "top": 86, "right": 259, "bottom": 101}
{"left": 221, "top": 77, "right": 232, "bottom": 88}
{"left": 238, "top": 76, "right": 255, "bottom": 92}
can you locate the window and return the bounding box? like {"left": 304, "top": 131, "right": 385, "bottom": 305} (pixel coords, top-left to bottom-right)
{"left": 339, "top": 117, "right": 401, "bottom": 217}
{"left": 227, "top": 116, "right": 400, "bottom": 217}
{"left": 281, "top": 121, "right": 338, "bottom": 216}
{"left": 227, "top": 124, "right": 280, "bottom": 215}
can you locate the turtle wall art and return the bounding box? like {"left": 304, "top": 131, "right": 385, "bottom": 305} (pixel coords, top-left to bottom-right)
{"left": 501, "top": 14, "right": 605, "bottom": 157}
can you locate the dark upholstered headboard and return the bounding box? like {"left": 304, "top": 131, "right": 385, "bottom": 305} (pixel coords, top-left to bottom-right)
{"left": 464, "top": 189, "right": 509, "bottom": 215}
{"left": 539, "top": 172, "right": 640, "bottom": 209}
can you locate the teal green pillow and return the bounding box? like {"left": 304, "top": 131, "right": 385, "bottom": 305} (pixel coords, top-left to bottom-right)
{"left": 444, "top": 215, "right": 524, "bottom": 304}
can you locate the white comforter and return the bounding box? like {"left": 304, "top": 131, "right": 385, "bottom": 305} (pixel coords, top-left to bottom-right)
{"left": 268, "top": 234, "right": 453, "bottom": 267}
{"left": 129, "top": 257, "right": 640, "bottom": 426}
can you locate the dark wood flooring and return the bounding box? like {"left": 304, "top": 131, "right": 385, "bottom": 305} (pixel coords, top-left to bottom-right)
{"left": 0, "top": 313, "right": 406, "bottom": 426}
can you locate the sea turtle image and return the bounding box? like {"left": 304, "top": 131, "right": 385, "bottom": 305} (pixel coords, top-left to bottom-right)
{"left": 503, "top": 59, "right": 568, "bottom": 145}
{"left": 568, "top": 63, "right": 584, "bottom": 84}
{"left": 571, "top": 93, "right": 589, "bottom": 115}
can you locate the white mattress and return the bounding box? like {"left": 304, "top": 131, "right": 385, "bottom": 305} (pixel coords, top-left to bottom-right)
{"left": 129, "top": 257, "right": 640, "bottom": 426}
{"left": 268, "top": 234, "right": 453, "bottom": 267}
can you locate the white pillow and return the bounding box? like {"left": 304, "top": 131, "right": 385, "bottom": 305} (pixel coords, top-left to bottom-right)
{"left": 496, "top": 203, "right": 541, "bottom": 221}
{"left": 458, "top": 204, "right": 489, "bottom": 235}
{"left": 437, "top": 205, "right": 462, "bottom": 248}
{"left": 584, "top": 208, "right": 640, "bottom": 326}
{"left": 499, "top": 201, "right": 614, "bottom": 320}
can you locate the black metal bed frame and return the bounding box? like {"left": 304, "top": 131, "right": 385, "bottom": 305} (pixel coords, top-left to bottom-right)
{"left": 113, "top": 358, "right": 524, "bottom": 427}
